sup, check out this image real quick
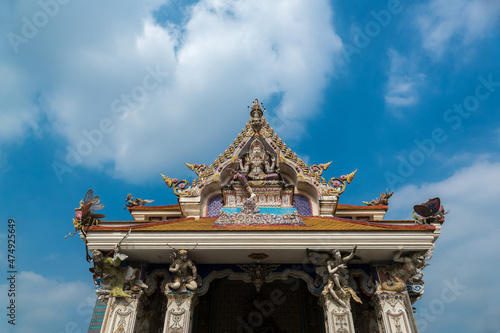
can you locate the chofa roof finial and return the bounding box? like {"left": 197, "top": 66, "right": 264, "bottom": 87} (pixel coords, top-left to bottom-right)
{"left": 249, "top": 98, "right": 264, "bottom": 132}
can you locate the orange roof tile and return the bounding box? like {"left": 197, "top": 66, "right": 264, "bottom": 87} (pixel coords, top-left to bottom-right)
{"left": 86, "top": 216, "right": 434, "bottom": 232}
{"left": 127, "top": 204, "right": 181, "bottom": 211}
{"left": 336, "top": 204, "right": 388, "bottom": 210}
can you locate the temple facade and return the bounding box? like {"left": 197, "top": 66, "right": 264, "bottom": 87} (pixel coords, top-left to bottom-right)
{"left": 76, "top": 100, "right": 445, "bottom": 333}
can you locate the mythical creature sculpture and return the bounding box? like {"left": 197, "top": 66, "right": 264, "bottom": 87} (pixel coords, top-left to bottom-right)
{"left": 166, "top": 249, "right": 198, "bottom": 293}
{"left": 123, "top": 193, "right": 155, "bottom": 209}
{"left": 362, "top": 189, "right": 394, "bottom": 206}
{"left": 67, "top": 189, "right": 105, "bottom": 238}
{"left": 238, "top": 263, "right": 280, "bottom": 292}
{"left": 240, "top": 197, "right": 260, "bottom": 214}
{"left": 225, "top": 139, "right": 279, "bottom": 199}
{"left": 413, "top": 197, "right": 449, "bottom": 224}
{"left": 308, "top": 246, "right": 361, "bottom": 308}
{"left": 380, "top": 246, "right": 433, "bottom": 292}
{"left": 324, "top": 246, "right": 361, "bottom": 308}
{"left": 91, "top": 244, "right": 148, "bottom": 298}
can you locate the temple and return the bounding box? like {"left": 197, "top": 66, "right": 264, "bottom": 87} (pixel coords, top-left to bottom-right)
{"left": 76, "top": 100, "right": 446, "bottom": 333}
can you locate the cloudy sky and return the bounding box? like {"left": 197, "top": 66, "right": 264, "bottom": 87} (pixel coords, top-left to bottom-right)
{"left": 0, "top": 0, "right": 499, "bottom": 332}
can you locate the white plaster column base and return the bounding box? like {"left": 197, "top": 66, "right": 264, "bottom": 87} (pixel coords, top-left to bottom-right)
{"left": 372, "top": 290, "right": 418, "bottom": 333}
{"left": 163, "top": 292, "right": 198, "bottom": 333}
{"left": 319, "top": 196, "right": 338, "bottom": 217}
{"left": 178, "top": 197, "right": 201, "bottom": 218}
{"left": 320, "top": 293, "right": 355, "bottom": 333}
{"left": 100, "top": 295, "right": 141, "bottom": 333}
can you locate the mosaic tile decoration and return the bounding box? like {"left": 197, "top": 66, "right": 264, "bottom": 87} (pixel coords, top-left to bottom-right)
{"left": 294, "top": 194, "right": 312, "bottom": 216}
{"left": 209, "top": 194, "right": 312, "bottom": 216}
{"left": 207, "top": 194, "right": 223, "bottom": 217}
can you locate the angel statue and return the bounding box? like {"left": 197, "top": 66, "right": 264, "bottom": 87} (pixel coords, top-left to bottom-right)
{"left": 308, "top": 246, "right": 361, "bottom": 308}
{"left": 166, "top": 249, "right": 198, "bottom": 293}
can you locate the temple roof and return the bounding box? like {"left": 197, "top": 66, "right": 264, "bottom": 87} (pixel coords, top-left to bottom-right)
{"left": 86, "top": 216, "right": 435, "bottom": 232}
{"left": 161, "top": 99, "right": 357, "bottom": 199}
{"left": 336, "top": 204, "right": 389, "bottom": 210}
{"left": 127, "top": 204, "right": 180, "bottom": 211}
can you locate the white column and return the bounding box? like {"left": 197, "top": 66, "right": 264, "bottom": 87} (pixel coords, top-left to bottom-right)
{"left": 372, "top": 291, "right": 418, "bottom": 333}
{"left": 100, "top": 295, "right": 142, "bottom": 333}
{"left": 320, "top": 293, "right": 355, "bottom": 333}
{"left": 319, "top": 196, "right": 338, "bottom": 216}
{"left": 163, "top": 293, "right": 197, "bottom": 333}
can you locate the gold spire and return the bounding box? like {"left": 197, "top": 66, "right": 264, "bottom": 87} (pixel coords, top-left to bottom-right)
{"left": 252, "top": 99, "right": 261, "bottom": 111}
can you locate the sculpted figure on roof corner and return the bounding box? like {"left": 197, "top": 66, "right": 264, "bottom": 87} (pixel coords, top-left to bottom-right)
{"left": 66, "top": 189, "right": 105, "bottom": 239}
{"left": 362, "top": 189, "right": 394, "bottom": 206}
{"left": 124, "top": 193, "right": 155, "bottom": 209}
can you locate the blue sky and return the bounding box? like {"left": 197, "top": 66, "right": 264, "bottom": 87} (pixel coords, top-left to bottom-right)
{"left": 0, "top": 0, "right": 499, "bottom": 332}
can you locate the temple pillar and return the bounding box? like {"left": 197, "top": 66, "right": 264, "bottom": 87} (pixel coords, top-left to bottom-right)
{"left": 320, "top": 293, "right": 355, "bottom": 333}
{"left": 372, "top": 290, "right": 418, "bottom": 333}
{"left": 162, "top": 292, "right": 198, "bottom": 333}
{"left": 100, "top": 294, "right": 142, "bottom": 333}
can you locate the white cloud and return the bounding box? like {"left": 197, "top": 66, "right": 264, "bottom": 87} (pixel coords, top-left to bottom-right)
{"left": 384, "top": 49, "right": 425, "bottom": 109}
{"left": 415, "top": 0, "right": 500, "bottom": 59}
{"left": 0, "top": 0, "right": 343, "bottom": 183}
{"left": 0, "top": 62, "right": 40, "bottom": 143}
{"left": 0, "top": 271, "right": 95, "bottom": 333}
{"left": 386, "top": 160, "right": 500, "bottom": 331}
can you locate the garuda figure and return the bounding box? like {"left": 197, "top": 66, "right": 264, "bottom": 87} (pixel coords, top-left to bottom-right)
{"left": 225, "top": 139, "right": 279, "bottom": 199}
{"left": 166, "top": 249, "right": 198, "bottom": 293}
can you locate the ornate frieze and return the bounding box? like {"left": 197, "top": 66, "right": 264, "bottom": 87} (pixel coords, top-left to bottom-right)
{"left": 90, "top": 242, "right": 148, "bottom": 301}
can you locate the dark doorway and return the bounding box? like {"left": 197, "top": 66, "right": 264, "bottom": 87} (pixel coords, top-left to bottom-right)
{"left": 134, "top": 275, "right": 167, "bottom": 333}
{"left": 194, "top": 277, "right": 324, "bottom": 333}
